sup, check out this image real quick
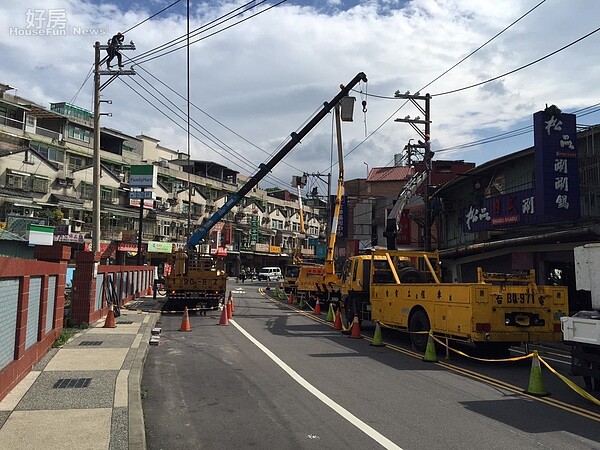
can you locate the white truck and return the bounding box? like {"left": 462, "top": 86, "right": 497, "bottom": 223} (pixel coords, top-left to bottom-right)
{"left": 561, "top": 244, "right": 600, "bottom": 391}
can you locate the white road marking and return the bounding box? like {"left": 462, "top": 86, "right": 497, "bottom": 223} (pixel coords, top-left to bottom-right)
{"left": 230, "top": 319, "right": 402, "bottom": 450}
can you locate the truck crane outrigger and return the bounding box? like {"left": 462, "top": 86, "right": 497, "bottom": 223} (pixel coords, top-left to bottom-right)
{"left": 162, "top": 73, "right": 368, "bottom": 311}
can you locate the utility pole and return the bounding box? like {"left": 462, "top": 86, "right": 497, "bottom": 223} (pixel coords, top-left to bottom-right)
{"left": 92, "top": 40, "right": 135, "bottom": 253}
{"left": 394, "top": 92, "right": 432, "bottom": 250}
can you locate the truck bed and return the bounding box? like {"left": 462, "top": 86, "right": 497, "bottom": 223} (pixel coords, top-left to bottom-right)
{"left": 561, "top": 312, "right": 600, "bottom": 345}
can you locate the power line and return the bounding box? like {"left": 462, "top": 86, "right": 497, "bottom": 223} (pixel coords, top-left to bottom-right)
{"left": 124, "top": 58, "right": 305, "bottom": 176}
{"left": 341, "top": 0, "right": 550, "bottom": 163}
{"left": 122, "top": 0, "right": 183, "bottom": 34}
{"left": 432, "top": 25, "right": 600, "bottom": 97}
{"left": 120, "top": 74, "right": 291, "bottom": 188}
{"left": 132, "top": 1, "right": 285, "bottom": 66}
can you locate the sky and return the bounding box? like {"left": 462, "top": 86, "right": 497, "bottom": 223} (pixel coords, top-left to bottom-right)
{"left": 1, "top": 0, "right": 600, "bottom": 195}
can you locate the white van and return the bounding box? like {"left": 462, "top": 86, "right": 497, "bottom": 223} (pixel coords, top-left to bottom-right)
{"left": 258, "top": 267, "right": 282, "bottom": 281}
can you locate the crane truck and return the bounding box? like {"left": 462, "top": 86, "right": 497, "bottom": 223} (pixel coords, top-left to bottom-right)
{"left": 295, "top": 100, "right": 348, "bottom": 309}
{"left": 341, "top": 249, "right": 568, "bottom": 353}
{"left": 162, "top": 73, "right": 368, "bottom": 310}
{"left": 561, "top": 244, "right": 600, "bottom": 391}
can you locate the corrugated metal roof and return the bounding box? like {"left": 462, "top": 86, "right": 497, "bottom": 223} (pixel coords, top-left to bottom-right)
{"left": 0, "top": 229, "right": 27, "bottom": 241}
{"left": 367, "top": 166, "right": 414, "bottom": 182}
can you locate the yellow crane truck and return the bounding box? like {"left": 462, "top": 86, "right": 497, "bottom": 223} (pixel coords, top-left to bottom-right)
{"left": 341, "top": 249, "right": 568, "bottom": 353}
{"left": 161, "top": 73, "right": 368, "bottom": 311}
{"left": 163, "top": 247, "right": 227, "bottom": 312}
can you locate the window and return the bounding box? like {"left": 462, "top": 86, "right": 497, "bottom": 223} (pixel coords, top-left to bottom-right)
{"left": 30, "top": 142, "right": 65, "bottom": 163}
{"left": 80, "top": 182, "right": 93, "bottom": 200}
{"left": 68, "top": 125, "right": 91, "bottom": 143}
{"left": 67, "top": 155, "right": 85, "bottom": 171}
{"left": 32, "top": 176, "right": 49, "bottom": 193}
{"left": 6, "top": 172, "right": 27, "bottom": 189}
{"left": 271, "top": 219, "right": 283, "bottom": 229}
{"left": 162, "top": 222, "right": 170, "bottom": 236}
{"left": 101, "top": 187, "right": 114, "bottom": 202}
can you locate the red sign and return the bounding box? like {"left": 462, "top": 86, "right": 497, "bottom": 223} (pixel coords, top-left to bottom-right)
{"left": 396, "top": 210, "right": 411, "bottom": 245}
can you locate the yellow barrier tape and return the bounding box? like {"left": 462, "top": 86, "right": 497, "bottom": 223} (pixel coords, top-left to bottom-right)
{"left": 429, "top": 334, "right": 533, "bottom": 363}
{"left": 538, "top": 356, "right": 600, "bottom": 407}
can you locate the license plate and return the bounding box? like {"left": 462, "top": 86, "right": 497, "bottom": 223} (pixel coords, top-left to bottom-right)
{"left": 503, "top": 292, "right": 536, "bottom": 304}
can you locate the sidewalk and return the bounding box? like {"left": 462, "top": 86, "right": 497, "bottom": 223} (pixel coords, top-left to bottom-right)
{"left": 0, "top": 304, "right": 159, "bottom": 450}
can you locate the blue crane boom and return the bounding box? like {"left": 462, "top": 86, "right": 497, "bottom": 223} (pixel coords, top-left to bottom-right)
{"left": 186, "top": 72, "right": 368, "bottom": 249}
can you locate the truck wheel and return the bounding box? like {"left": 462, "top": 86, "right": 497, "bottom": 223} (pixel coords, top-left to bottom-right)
{"left": 398, "top": 268, "right": 423, "bottom": 283}
{"left": 409, "top": 310, "right": 430, "bottom": 352}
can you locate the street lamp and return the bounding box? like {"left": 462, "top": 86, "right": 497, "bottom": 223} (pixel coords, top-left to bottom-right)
{"left": 364, "top": 161, "right": 369, "bottom": 177}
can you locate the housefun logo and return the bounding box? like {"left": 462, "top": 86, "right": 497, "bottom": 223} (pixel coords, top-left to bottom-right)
{"left": 9, "top": 9, "right": 108, "bottom": 37}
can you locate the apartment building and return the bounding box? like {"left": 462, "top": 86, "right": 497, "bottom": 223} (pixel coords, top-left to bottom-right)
{"left": 0, "top": 83, "right": 324, "bottom": 272}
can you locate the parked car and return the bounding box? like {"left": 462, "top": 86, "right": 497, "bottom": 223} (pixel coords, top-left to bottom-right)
{"left": 258, "top": 267, "right": 282, "bottom": 281}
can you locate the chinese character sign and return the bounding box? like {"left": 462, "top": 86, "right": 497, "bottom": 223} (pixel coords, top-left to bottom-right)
{"left": 534, "top": 109, "right": 580, "bottom": 219}
{"left": 463, "top": 189, "right": 538, "bottom": 232}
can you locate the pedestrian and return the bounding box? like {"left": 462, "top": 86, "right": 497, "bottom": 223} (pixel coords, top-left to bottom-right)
{"left": 106, "top": 32, "right": 125, "bottom": 69}
{"left": 239, "top": 270, "right": 246, "bottom": 283}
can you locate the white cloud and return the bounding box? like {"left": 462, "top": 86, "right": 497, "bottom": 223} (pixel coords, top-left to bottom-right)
{"left": 1, "top": 0, "right": 599, "bottom": 191}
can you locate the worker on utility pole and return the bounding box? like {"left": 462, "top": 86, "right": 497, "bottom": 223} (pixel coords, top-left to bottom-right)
{"left": 106, "top": 32, "right": 125, "bottom": 69}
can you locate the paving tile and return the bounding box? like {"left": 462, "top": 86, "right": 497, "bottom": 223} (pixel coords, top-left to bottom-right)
{"left": 0, "top": 408, "right": 112, "bottom": 450}
{"left": 15, "top": 370, "right": 117, "bottom": 411}
{"left": 44, "top": 348, "right": 129, "bottom": 371}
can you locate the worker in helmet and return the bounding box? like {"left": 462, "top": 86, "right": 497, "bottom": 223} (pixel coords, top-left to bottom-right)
{"left": 106, "top": 32, "right": 125, "bottom": 70}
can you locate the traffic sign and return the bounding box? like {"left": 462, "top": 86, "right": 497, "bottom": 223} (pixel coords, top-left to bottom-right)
{"left": 129, "top": 190, "right": 153, "bottom": 199}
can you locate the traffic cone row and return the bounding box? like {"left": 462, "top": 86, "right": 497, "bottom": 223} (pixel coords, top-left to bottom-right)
{"left": 179, "top": 306, "right": 191, "bottom": 332}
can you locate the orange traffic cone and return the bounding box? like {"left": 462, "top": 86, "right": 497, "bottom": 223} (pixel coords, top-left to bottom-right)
{"left": 228, "top": 292, "right": 235, "bottom": 315}
{"left": 333, "top": 309, "right": 342, "bottom": 330}
{"left": 179, "top": 306, "right": 191, "bottom": 332}
{"left": 350, "top": 314, "right": 362, "bottom": 339}
{"left": 266, "top": 281, "right": 271, "bottom": 291}
{"left": 227, "top": 299, "right": 233, "bottom": 319}
{"left": 104, "top": 304, "right": 117, "bottom": 328}
{"left": 314, "top": 298, "right": 321, "bottom": 315}
{"left": 288, "top": 291, "right": 294, "bottom": 304}
{"left": 218, "top": 303, "right": 229, "bottom": 326}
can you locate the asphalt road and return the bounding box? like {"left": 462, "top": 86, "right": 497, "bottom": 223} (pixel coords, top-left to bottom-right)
{"left": 141, "top": 281, "right": 600, "bottom": 450}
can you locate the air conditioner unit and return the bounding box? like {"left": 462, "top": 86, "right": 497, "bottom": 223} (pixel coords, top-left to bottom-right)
{"left": 72, "top": 223, "right": 82, "bottom": 232}
{"left": 62, "top": 218, "right": 70, "bottom": 225}
{"left": 23, "top": 208, "right": 33, "bottom": 217}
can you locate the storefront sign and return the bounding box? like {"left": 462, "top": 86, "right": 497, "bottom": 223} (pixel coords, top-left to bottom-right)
{"left": 130, "top": 165, "right": 157, "bottom": 188}
{"left": 27, "top": 224, "right": 54, "bottom": 246}
{"left": 147, "top": 241, "right": 174, "bottom": 253}
{"left": 463, "top": 107, "right": 580, "bottom": 232}
{"left": 269, "top": 245, "right": 281, "bottom": 254}
{"left": 254, "top": 243, "right": 269, "bottom": 252}
{"left": 54, "top": 232, "right": 85, "bottom": 243}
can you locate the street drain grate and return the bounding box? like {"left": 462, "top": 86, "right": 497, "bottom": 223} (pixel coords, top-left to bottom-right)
{"left": 117, "top": 321, "right": 134, "bottom": 324}
{"left": 53, "top": 378, "right": 92, "bottom": 389}
{"left": 78, "top": 341, "right": 103, "bottom": 346}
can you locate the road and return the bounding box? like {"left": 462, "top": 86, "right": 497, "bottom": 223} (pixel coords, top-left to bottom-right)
{"left": 140, "top": 280, "right": 600, "bottom": 450}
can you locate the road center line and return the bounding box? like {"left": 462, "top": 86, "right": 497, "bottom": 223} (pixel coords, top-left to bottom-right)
{"left": 230, "top": 319, "right": 402, "bottom": 450}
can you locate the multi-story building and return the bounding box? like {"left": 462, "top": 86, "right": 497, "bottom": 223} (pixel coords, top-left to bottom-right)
{"left": 0, "top": 83, "right": 324, "bottom": 274}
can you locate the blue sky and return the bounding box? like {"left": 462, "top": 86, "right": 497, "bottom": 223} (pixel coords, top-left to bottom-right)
{"left": 2, "top": 0, "right": 600, "bottom": 190}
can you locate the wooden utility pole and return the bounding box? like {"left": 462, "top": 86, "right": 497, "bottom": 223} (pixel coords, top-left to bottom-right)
{"left": 92, "top": 40, "right": 135, "bottom": 253}
{"left": 394, "top": 92, "right": 432, "bottom": 250}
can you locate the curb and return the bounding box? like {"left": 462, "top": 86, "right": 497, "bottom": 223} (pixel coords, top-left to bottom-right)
{"left": 128, "top": 312, "right": 160, "bottom": 450}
